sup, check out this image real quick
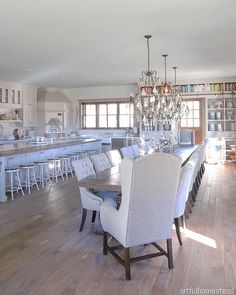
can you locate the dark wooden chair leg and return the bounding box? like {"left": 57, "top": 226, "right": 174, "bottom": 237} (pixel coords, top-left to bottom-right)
{"left": 92, "top": 210, "right": 97, "bottom": 223}
{"left": 103, "top": 231, "right": 108, "bottom": 255}
{"left": 79, "top": 208, "right": 87, "bottom": 232}
{"left": 124, "top": 247, "right": 131, "bottom": 280}
{"left": 174, "top": 218, "right": 183, "bottom": 246}
{"left": 166, "top": 239, "right": 174, "bottom": 269}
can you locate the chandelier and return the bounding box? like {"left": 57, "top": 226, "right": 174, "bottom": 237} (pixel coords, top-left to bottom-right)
{"left": 130, "top": 35, "right": 187, "bottom": 127}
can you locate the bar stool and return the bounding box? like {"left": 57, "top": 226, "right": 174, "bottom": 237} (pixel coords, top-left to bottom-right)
{"left": 5, "top": 167, "right": 24, "bottom": 200}
{"left": 34, "top": 160, "right": 52, "bottom": 188}
{"left": 59, "top": 155, "right": 73, "bottom": 179}
{"left": 48, "top": 158, "right": 64, "bottom": 183}
{"left": 20, "top": 164, "right": 39, "bottom": 194}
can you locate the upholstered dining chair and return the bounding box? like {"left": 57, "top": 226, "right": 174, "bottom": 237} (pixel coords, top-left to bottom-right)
{"left": 174, "top": 161, "right": 195, "bottom": 245}
{"left": 100, "top": 153, "right": 182, "bottom": 280}
{"left": 90, "top": 153, "right": 111, "bottom": 173}
{"left": 106, "top": 149, "right": 122, "bottom": 167}
{"left": 72, "top": 158, "right": 117, "bottom": 232}
{"left": 120, "top": 146, "right": 135, "bottom": 159}
{"left": 131, "top": 144, "right": 141, "bottom": 158}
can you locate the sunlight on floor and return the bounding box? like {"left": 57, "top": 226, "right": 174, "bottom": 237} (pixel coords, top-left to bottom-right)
{"left": 183, "top": 228, "right": 217, "bottom": 249}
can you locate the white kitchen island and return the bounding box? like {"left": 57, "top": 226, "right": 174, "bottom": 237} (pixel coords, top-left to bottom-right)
{"left": 0, "top": 138, "right": 101, "bottom": 202}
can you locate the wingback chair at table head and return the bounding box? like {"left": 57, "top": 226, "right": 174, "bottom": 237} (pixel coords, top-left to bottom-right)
{"left": 90, "top": 153, "right": 111, "bottom": 173}
{"left": 100, "top": 153, "right": 182, "bottom": 280}
{"left": 120, "top": 146, "right": 135, "bottom": 159}
{"left": 179, "top": 129, "right": 195, "bottom": 145}
{"left": 72, "top": 157, "right": 117, "bottom": 232}
{"left": 106, "top": 149, "right": 122, "bottom": 167}
{"left": 174, "top": 161, "right": 195, "bottom": 245}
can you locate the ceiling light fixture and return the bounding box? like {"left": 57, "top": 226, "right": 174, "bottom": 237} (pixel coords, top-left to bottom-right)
{"left": 130, "top": 35, "right": 188, "bottom": 127}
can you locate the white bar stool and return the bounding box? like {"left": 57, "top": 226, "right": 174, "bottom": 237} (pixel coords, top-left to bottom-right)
{"left": 59, "top": 155, "right": 74, "bottom": 179}
{"left": 34, "top": 160, "right": 52, "bottom": 188}
{"left": 5, "top": 167, "right": 24, "bottom": 200}
{"left": 20, "top": 164, "right": 39, "bottom": 194}
{"left": 48, "top": 158, "right": 64, "bottom": 183}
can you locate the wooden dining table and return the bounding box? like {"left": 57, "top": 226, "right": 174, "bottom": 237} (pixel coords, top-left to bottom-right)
{"left": 77, "top": 145, "right": 198, "bottom": 192}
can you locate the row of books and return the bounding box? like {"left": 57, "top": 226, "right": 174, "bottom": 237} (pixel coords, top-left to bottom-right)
{"left": 177, "top": 82, "right": 236, "bottom": 93}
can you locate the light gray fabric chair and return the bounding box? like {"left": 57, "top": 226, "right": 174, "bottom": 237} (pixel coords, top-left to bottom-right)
{"left": 120, "top": 146, "right": 135, "bottom": 159}
{"left": 174, "top": 162, "right": 195, "bottom": 245}
{"left": 179, "top": 129, "right": 195, "bottom": 145}
{"left": 100, "top": 153, "right": 182, "bottom": 280}
{"left": 90, "top": 153, "right": 111, "bottom": 173}
{"left": 72, "top": 158, "right": 117, "bottom": 232}
{"left": 131, "top": 144, "right": 141, "bottom": 158}
{"left": 106, "top": 149, "right": 122, "bottom": 167}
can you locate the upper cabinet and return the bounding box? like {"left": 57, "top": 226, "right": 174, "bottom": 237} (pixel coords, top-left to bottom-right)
{"left": 22, "top": 85, "right": 37, "bottom": 127}
{"left": 0, "top": 81, "right": 23, "bottom": 108}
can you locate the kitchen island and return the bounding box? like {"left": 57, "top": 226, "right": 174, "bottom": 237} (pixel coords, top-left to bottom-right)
{"left": 0, "top": 138, "right": 101, "bottom": 202}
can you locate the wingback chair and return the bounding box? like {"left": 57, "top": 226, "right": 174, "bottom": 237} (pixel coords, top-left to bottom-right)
{"left": 100, "top": 153, "right": 182, "bottom": 280}
{"left": 72, "top": 158, "right": 117, "bottom": 232}
{"left": 90, "top": 153, "right": 111, "bottom": 173}
{"left": 106, "top": 149, "right": 122, "bottom": 167}
{"left": 120, "top": 146, "right": 135, "bottom": 159}
{"left": 174, "top": 161, "right": 195, "bottom": 245}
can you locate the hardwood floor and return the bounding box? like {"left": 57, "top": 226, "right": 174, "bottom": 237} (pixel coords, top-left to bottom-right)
{"left": 0, "top": 164, "right": 235, "bottom": 295}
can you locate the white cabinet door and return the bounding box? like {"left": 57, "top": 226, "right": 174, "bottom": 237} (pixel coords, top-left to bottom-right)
{"left": 23, "top": 86, "right": 37, "bottom": 127}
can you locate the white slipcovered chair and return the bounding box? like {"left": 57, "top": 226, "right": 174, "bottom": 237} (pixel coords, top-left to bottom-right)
{"left": 90, "top": 153, "right": 111, "bottom": 173}
{"left": 100, "top": 153, "right": 182, "bottom": 280}
{"left": 174, "top": 162, "right": 195, "bottom": 245}
{"left": 131, "top": 144, "right": 141, "bottom": 158}
{"left": 106, "top": 149, "right": 122, "bottom": 167}
{"left": 120, "top": 146, "right": 135, "bottom": 159}
{"left": 72, "top": 158, "right": 117, "bottom": 232}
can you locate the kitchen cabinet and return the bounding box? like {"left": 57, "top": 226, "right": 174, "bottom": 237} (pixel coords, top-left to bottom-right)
{"left": 0, "top": 81, "right": 23, "bottom": 108}
{"left": 23, "top": 85, "right": 37, "bottom": 127}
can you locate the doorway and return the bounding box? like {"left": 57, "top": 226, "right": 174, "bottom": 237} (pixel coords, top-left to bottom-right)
{"left": 180, "top": 98, "right": 203, "bottom": 144}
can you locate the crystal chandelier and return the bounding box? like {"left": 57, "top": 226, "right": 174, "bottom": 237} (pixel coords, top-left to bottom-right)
{"left": 130, "top": 35, "right": 188, "bottom": 127}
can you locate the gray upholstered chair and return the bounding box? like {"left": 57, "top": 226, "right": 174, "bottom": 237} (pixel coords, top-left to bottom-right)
{"left": 106, "top": 149, "right": 122, "bottom": 167}
{"left": 100, "top": 153, "right": 182, "bottom": 280}
{"left": 179, "top": 129, "right": 195, "bottom": 145}
{"left": 174, "top": 161, "right": 195, "bottom": 245}
{"left": 72, "top": 158, "right": 117, "bottom": 232}
{"left": 120, "top": 146, "right": 135, "bottom": 159}
{"left": 90, "top": 153, "right": 111, "bottom": 173}
{"left": 131, "top": 144, "right": 141, "bottom": 158}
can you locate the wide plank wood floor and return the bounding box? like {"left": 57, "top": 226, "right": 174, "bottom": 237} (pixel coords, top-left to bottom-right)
{"left": 0, "top": 164, "right": 235, "bottom": 295}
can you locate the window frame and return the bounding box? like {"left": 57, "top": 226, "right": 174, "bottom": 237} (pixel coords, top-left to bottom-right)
{"left": 180, "top": 98, "right": 201, "bottom": 128}
{"left": 80, "top": 100, "right": 134, "bottom": 129}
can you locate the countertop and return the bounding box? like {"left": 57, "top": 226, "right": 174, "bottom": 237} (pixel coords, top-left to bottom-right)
{"left": 0, "top": 138, "right": 101, "bottom": 157}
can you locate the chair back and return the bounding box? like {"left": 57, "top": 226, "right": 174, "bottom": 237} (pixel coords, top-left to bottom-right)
{"left": 90, "top": 153, "right": 111, "bottom": 173}
{"left": 131, "top": 144, "right": 140, "bottom": 158}
{"left": 120, "top": 146, "right": 135, "bottom": 159}
{"left": 72, "top": 157, "right": 95, "bottom": 180}
{"left": 106, "top": 149, "right": 122, "bottom": 167}
{"left": 179, "top": 129, "right": 195, "bottom": 145}
{"left": 119, "top": 153, "right": 182, "bottom": 247}
{"left": 174, "top": 162, "right": 195, "bottom": 218}
{"left": 72, "top": 158, "right": 102, "bottom": 211}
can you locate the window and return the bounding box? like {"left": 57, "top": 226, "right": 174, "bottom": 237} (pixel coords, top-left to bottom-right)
{"left": 181, "top": 100, "right": 200, "bottom": 128}
{"left": 81, "top": 102, "right": 134, "bottom": 129}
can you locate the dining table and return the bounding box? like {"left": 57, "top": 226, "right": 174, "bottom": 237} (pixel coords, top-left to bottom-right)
{"left": 77, "top": 145, "right": 198, "bottom": 192}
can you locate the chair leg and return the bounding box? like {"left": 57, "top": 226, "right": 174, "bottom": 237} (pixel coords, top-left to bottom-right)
{"left": 79, "top": 208, "right": 87, "bottom": 232}
{"left": 124, "top": 247, "right": 131, "bottom": 280}
{"left": 92, "top": 210, "right": 97, "bottom": 223}
{"left": 180, "top": 214, "right": 186, "bottom": 230}
{"left": 166, "top": 239, "right": 174, "bottom": 269}
{"left": 174, "top": 218, "right": 183, "bottom": 246}
{"left": 103, "top": 231, "right": 108, "bottom": 255}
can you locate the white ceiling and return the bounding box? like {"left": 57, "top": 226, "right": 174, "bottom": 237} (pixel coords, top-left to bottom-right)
{"left": 0, "top": 0, "right": 236, "bottom": 88}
